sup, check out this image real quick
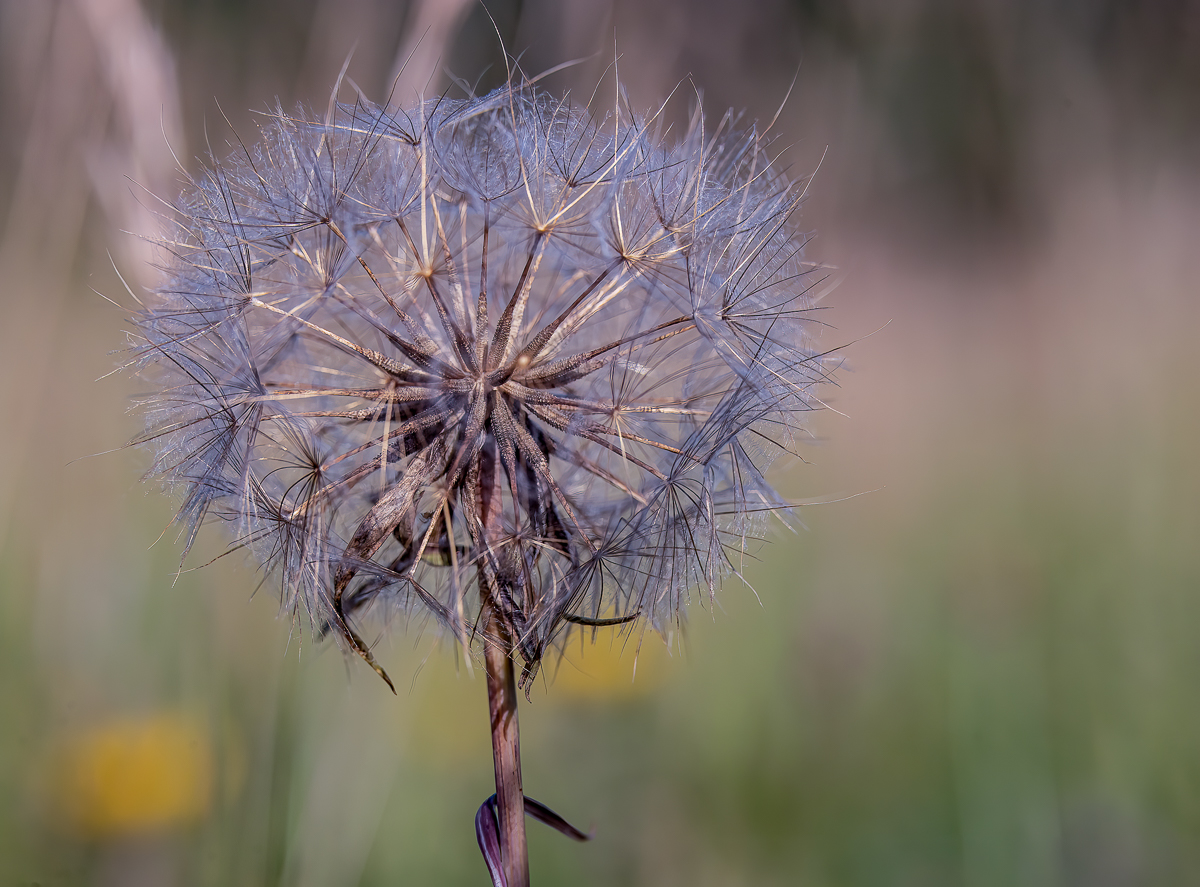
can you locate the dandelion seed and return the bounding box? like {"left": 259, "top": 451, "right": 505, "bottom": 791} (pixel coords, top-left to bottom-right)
{"left": 130, "top": 73, "right": 830, "bottom": 886}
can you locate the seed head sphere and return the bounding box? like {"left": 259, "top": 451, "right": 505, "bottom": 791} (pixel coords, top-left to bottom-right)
{"left": 133, "top": 80, "right": 829, "bottom": 690}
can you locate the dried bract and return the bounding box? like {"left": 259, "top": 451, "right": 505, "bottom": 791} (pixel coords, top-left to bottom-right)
{"left": 132, "top": 80, "right": 829, "bottom": 688}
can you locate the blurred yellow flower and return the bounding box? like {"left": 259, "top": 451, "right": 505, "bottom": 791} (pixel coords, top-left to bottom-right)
{"left": 57, "top": 712, "right": 213, "bottom": 838}
{"left": 549, "top": 636, "right": 671, "bottom": 701}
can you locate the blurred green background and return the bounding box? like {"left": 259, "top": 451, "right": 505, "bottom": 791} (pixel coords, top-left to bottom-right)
{"left": 2, "top": 0, "right": 1199, "bottom": 884}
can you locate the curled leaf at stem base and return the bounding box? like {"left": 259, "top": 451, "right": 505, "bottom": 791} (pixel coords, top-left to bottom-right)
{"left": 475, "top": 793, "right": 592, "bottom": 886}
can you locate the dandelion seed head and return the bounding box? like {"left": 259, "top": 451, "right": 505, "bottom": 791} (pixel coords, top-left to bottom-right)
{"left": 131, "top": 76, "right": 830, "bottom": 687}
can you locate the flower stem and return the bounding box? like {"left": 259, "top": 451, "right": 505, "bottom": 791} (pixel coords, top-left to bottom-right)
{"left": 485, "top": 611, "right": 529, "bottom": 887}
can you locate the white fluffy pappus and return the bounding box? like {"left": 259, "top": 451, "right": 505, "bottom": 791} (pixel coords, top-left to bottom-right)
{"left": 130, "top": 75, "right": 833, "bottom": 690}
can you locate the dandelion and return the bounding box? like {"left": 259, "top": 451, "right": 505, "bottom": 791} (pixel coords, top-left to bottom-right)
{"left": 130, "top": 69, "right": 829, "bottom": 886}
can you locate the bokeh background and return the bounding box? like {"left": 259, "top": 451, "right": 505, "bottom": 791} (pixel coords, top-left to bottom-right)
{"left": 2, "top": 1, "right": 1199, "bottom": 884}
